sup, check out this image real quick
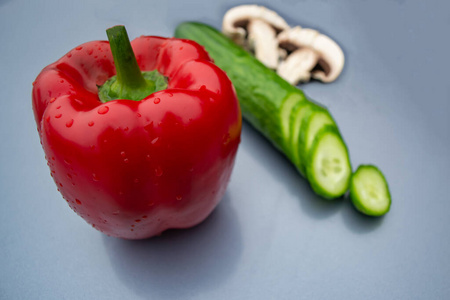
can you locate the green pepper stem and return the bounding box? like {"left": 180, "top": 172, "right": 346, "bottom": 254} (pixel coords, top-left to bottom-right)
{"left": 98, "top": 25, "right": 168, "bottom": 101}
{"left": 107, "top": 25, "right": 146, "bottom": 89}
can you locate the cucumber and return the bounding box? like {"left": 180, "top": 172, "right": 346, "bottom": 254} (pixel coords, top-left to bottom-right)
{"left": 175, "top": 22, "right": 351, "bottom": 199}
{"left": 350, "top": 165, "right": 391, "bottom": 216}
{"left": 176, "top": 22, "right": 306, "bottom": 153}
{"left": 306, "top": 126, "right": 352, "bottom": 198}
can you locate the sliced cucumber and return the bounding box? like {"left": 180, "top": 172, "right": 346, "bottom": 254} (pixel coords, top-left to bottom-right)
{"left": 288, "top": 102, "right": 315, "bottom": 174}
{"left": 304, "top": 109, "right": 336, "bottom": 153}
{"left": 299, "top": 107, "right": 336, "bottom": 169}
{"left": 280, "top": 93, "right": 306, "bottom": 152}
{"left": 350, "top": 165, "right": 391, "bottom": 216}
{"left": 175, "top": 22, "right": 352, "bottom": 199}
{"left": 307, "top": 126, "right": 351, "bottom": 199}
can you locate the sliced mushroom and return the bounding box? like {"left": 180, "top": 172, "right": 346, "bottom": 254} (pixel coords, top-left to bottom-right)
{"left": 277, "top": 26, "right": 345, "bottom": 83}
{"left": 247, "top": 19, "right": 279, "bottom": 69}
{"left": 310, "top": 34, "right": 345, "bottom": 82}
{"left": 278, "top": 48, "right": 319, "bottom": 84}
{"left": 222, "top": 5, "right": 289, "bottom": 68}
{"left": 278, "top": 48, "right": 288, "bottom": 60}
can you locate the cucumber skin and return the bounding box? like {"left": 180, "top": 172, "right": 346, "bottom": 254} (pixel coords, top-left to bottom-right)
{"left": 175, "top": 22, "right": 306, "bottom": 153}
{"left": 350, "top": 165, "right": 391, "bottom": 216}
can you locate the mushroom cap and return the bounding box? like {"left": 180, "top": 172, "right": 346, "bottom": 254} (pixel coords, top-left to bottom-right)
{"left": 278, "top": 26, "right": 320, "bottom": 51}
{"left": 222, "top": 5, "right": 289, "bottom": 45}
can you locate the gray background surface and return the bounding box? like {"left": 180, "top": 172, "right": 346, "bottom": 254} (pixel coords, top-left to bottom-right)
{"left": 1, "top": 0, "right": 449, "bottom": 299}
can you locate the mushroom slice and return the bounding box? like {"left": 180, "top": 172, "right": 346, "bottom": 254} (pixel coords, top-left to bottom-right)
{"left": 278, "top": 48, "right": 288, "bottom": 60}
{"left": 247, "top": 19, "right": 279, "bottom": 69}
{"left": 310, "top": 34, "right": 345, "bottom": 82}
{"left": 222, "top": 4, "right": 289, "bottom": 48}
{"left": 277, "top": 26, "right": 345, "bottom": 83}
{"left": 278, "top": 48, "right": 320, "bottom": 84}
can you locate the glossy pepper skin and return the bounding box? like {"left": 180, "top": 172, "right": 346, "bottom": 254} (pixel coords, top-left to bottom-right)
{"left": 32, "top": 35, "right": 241, "bottom": 239}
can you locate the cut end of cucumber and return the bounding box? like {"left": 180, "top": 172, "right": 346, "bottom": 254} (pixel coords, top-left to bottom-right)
{"left": 350, "top": 165, "right": 391, "bottom": 216}
{"left": 307, "top": 126, "right": 351, "bottom": 199}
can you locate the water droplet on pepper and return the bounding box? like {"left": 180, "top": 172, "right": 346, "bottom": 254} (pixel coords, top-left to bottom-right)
{"left": 97, "top": 106, "right": 109, "bottom": 114}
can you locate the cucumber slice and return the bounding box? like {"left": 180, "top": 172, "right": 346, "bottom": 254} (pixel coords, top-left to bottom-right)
{"left": 296, "top": 106, "right": 335, "bottom": 175}
{"left": 307, "top": 126, "right": 351, "bottom": 199}
{"left": 288, "top": 102, "right": 314, "bottom": 174}
{"left": 280, "top": 93, "right": 304, "bottom": 150}
{"left": 304, "top": 109, "right": 336, "bottom": 154}
{"left": 350, "top": 165, "right": 391, "bottom": 216}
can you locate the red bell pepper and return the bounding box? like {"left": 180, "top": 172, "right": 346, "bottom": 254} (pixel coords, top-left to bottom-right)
{"left": 32, "top": 26, "right": 241, "bottom": 239}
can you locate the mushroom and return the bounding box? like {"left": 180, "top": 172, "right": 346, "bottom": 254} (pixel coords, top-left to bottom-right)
{"left": 277, "top": 26, "right": 345, "bottom": 84}
{"left": 222, "top": 5, "right": 289, "bottom": 69}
